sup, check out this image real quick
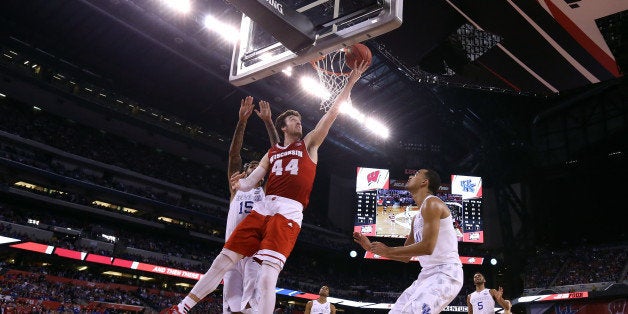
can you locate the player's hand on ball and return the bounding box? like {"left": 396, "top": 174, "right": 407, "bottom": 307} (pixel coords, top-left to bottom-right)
{"left": 230, "top": 171, "right": 246, "bottom": 191}
{"left": 349, "top": 60, "right": 369, "bottom": 82}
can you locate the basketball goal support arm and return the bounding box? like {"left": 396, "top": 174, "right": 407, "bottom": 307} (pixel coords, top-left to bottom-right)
{"left": 230, "top": 0, "right": 315, "bottom": 53}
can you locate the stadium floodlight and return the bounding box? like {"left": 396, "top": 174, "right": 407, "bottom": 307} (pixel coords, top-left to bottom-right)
{"left": 349, "top": 250, "right": 358, "bottom": 258}
{"left": 281, "top": 66, "right": 293, "bottom": 77}
{"left": 0, "top": 92, "right": 6, "bottom": 98}
{"left": 160, "top": 0, "right": 191, "bottom": 14}
{"left": 300, "top": 76, "right": 331, "bottom": 100}
{"left": 490, "top": 258, "right": 497, "bottom": 265}
{"left": 203, "top": 15, "right": 239, "bottom": 43}
{"left": 300, "top": 83, "right": 390, "bottom": 139}
{"left": 340, "top": 101, "right": 366, "bottom": 123}
{"left": 365, "top": 117, "right": 390, "bottom": 139}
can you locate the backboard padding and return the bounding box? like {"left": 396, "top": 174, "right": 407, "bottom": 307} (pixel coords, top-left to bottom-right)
{"left": 229, "top": 0, "right": 403, "bottom": 86}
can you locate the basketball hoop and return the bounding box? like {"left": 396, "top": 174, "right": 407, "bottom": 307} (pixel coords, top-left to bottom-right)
{"left": 310, "top": 49, "right": 352, "bottom": 112}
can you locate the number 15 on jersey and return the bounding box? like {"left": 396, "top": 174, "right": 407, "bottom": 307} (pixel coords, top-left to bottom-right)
{"left": 239, "top": 201, "right": 253, "bottom": 214}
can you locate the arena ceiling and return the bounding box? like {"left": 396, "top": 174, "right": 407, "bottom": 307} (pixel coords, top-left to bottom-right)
{"left": 0, "top": 0, "right": 626, "bottom": 182}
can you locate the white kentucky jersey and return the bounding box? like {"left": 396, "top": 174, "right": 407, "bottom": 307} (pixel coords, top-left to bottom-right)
{"left": 413, "top": 195, "right": 461, "bottom": 268}
{"left": 469, "top": 288, "right": 495, "bottom": 314}
{"left": 310, "top": 299, "right": 332, "bottom": 314}
{"left": 226, "top": 187, "right": 264, "bottom": 240}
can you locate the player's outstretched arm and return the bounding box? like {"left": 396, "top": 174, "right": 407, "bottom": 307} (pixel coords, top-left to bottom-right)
{"left": 503, "top": 300, "right": 512, "bottom": 314}
{"left": 304, "top": 61, "right": 369, "bottom": 150}
{"left": 228, "top": 96, "right": 255, "bottom": 196}
{"left": 353, "top": 232, "right": 372, "bottom": 251}
{"left": 371, "top": 199, "right": 442, "bottom": 258}
{"left": 255, "top": 100, "right": 280, "bottom": 146}
{"left": 492, "top": 287, "right": 511, "bottom": 311}
{"left": 370, "top": 217, "right": 417, "bottom": 262}
{"left": 353, "top": 216, "right": 417, "bottom": 263}
{"left": 330, "top": 303, "right": 336, "bottom": 314}
{"left": 230, "top": 153, "right": 270, "bottom": 192}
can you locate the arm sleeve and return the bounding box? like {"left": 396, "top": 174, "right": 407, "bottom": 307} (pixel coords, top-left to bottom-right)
{"left": 237, "top": 165, "right": 267, "bottom": 192}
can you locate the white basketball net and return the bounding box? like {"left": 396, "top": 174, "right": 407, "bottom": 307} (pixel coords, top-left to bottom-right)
{"left": 311, "top": 49, "right": 352, "bottom": 112}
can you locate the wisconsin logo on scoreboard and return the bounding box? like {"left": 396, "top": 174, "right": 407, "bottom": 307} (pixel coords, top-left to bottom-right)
{"left": 356, "top": 167, "right": 390, "bottom": 192}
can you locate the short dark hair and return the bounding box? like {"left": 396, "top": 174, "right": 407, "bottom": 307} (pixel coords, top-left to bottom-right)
{"left": 424, "top": 169, "right": 441, "bottom": 194}
{"left": 275, "top": 110, "right": 301, "bottom": 138}
{"left": 242, "top": 160, "right": 259, "bottom": 172}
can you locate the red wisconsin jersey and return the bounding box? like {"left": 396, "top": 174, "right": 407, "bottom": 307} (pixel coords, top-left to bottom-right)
{"left": 266, "top": 139, "right": 317, "bottom": 208}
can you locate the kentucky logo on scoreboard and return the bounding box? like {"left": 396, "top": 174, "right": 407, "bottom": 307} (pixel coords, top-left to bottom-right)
{"left": 451, "top": 175, "right": 482, "bottom": 199}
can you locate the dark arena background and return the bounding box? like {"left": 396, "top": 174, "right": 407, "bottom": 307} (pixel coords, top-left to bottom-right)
{"left": 0, "top": 1, "right": 627, "bottom": 313}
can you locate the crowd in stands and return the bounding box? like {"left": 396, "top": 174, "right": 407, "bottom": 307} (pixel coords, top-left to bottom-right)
{"left": 0, "top": 267, "right": 222, "bottom": 313}
{"left": 3, "top": 187, "right": 627, "bottom": 306}
{"left": 0, "top": 139, "right": 227, "bottom": 217}
{"left": 553, "top": 246, "right": 626, "bottom": 285}
{"left": 523, "top": 245, "right": 627, "bottom": 290}
{"left": 3, "top": 198, "right": 627, "bottom": 308}
{"left": 0, "top": 203, "right": 215, "bottom": 273}
{"left": 0, "top": 141, "right": 353, "bottom": 253}
{"left": 0, "top": 198, "right": 410, "bottom": 304}
{"left": 1, "top": 76, "right": 627, "bottom": 310}
{"left": 0, "top": 100, "right": 229, "bottom": 200}
{"left": 0, "top": 98, "right": 343, "bottom": 235}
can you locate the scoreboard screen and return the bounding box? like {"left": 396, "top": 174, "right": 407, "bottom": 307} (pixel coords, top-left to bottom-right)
{"left": 354, "top": 170, "right": 484, "bottom": 243}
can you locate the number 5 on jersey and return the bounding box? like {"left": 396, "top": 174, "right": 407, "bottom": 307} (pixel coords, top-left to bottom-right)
{"left": 271, "top": 158, "right": 299, "bottom": 175}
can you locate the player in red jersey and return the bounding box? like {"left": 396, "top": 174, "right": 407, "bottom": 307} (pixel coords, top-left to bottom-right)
{"left": 162, "top": 61, "right": 368, "bottom": 314}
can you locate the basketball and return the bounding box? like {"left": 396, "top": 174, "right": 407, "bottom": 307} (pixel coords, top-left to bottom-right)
{"left": 345, "top": 43, "right": 372, "bottom": 69}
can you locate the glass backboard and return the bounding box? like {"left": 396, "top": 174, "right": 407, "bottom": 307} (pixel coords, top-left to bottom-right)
{"left": 230, "top": 0, "right": 403, "bottom": 86}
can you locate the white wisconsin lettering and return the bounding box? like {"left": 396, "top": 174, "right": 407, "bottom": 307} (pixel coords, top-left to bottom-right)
{"left": 269, "top": 150, "right": 302, "bottom": 163}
